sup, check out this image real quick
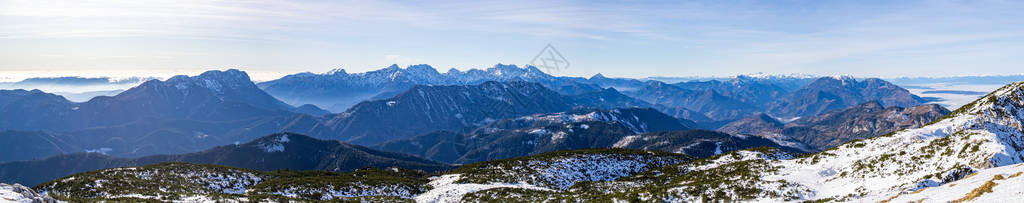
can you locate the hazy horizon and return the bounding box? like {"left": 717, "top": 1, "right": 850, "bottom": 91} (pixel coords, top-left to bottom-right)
{"left": 4, "top": 0, "right": 1024, "bottom": 80}
{"left": 4, "top": 64, "right": 1024, "bottom": 83}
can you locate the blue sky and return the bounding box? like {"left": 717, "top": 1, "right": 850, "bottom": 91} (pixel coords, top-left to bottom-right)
{"left": 2, "top": 0, "right": 1024, "bottom": 81}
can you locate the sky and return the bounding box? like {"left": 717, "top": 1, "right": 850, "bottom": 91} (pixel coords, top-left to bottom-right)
{"left": 2, "top": 0, "right": 1024, "bottom": 81}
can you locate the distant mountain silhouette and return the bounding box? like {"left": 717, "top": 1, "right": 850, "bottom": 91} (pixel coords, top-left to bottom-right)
{"left": 720, "top": 101, "right": 949, "bottom": 151}
{"left": 767, "top": 77, "right": 927, "bottom": 118}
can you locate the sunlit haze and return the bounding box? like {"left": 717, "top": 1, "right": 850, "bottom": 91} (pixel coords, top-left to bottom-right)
{"left": 3, "top": 0, "right": 1024, "bottom": 81}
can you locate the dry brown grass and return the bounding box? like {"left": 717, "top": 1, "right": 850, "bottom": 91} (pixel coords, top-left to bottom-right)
{"left": 879, "top": 194, "right": 899, "bottom": 203}
{"left": 880, "top": 187, "right": 927, "bottom": 203}
{"left": 962, "top": 172, "right": 979, "bottom": 179}
{"left": 951, "top": 174, "right": 1006, "bottom": 203}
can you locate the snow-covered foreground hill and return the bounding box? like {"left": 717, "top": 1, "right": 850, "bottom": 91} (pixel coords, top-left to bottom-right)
{"left": 765, "top": 81, "right": 1024, "bottom": 201}
{"left": 647, "top": 81, "right": 1024, "bottom": 201}
{"left": 886, "top": 163, "right": 1024, "bottom": 202}
{"left": 1, "top": 183, "right": 61, "bottom": 203}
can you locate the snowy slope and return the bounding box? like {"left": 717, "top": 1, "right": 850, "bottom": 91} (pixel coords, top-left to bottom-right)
{"left": 885, "top": 163, "right": 1024, "bottom": 202}
{"left": 1, "top": 183, "right": 62, "bottom": 203}
{"left": 657, "top": 81, "right": 1024, "bottom": 201}
{"left": 771, "top": 81, "right": 1024, "bottom": 201}
{"left": 414, "top": 174, "right": 553, "bottom": 203}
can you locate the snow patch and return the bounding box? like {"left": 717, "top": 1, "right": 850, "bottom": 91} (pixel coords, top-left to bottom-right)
{"left": 85, "top": 147, "right": 113, "bottom": 155}
{"left": 414, "top": 174, "right": 551, "bottom": 203}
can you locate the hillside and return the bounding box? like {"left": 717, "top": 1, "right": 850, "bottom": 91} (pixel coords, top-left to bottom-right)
{"left": 0, "top": 133, "right": 450, "bottom": 187}
{"left": 34, "top": 149, "right": 689, "bottom": 202}
{"left": 883, "top": 163, "right": 1024, "bottom": 202}
{"left": 35, "top": 163, "right": 429, "bottom": 202}
{"left": 320, "top": 81, "right": 652, "bottom": 145}
{"left": 612, "top": 130, "right": 805, "bottom": 158}
{"left": 624, "top": 76, "right": 927, "bottom": 128}
{"left": 625, "top": 81, "right": 761, "bottom": 121}
{"left": 0, "top": 131, "right": 79, "bottom": 163}
{"left": 1, "top": 183, "right": 61, "bottom": 203}
{"left": 376, "top": 107, "right": 805, "bottom": 165}
{"left": 719, "top": 101, "right": 950, "bottom": 151}
{"left": 768, "top": 77, "right": 926, "bottom": 118}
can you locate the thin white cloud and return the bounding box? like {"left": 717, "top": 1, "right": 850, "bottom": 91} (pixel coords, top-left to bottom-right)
{"left": 0, "top": 0, "right": 709, "bottom": 41}
{"left": 2, "top": 0, "right": 1023, "bottom": 78}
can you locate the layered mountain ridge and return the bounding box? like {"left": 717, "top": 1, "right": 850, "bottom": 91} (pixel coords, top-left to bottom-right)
{"left": 767, "top": 76, "right": 927, "bottom": 118}
{"left": 20, "top": 80, "right": 1024, "bottom": 202}
{"left": 259, "top": 64, "right": 576, "bottom": 111}
{"left": 0, "top": 71, "right": 663, "bottom": 162}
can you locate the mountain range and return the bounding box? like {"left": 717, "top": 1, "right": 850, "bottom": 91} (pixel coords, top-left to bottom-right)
{"left": 260, "top": 64, "right": 926, "bottom": 128}
{"left": 258, "top": 64, "right": 591, "bottom": 112}
{"left": 0, "top": 66, "right": 937, "bottom": 163}
{"left": 1, "top": 64, "right": 1021, "bottom": 202}
{"left": 623, "top": 76, "right": 928, "bottom": 126}
{"left": 0, "top": 69, "right": 654, "bottom": 162}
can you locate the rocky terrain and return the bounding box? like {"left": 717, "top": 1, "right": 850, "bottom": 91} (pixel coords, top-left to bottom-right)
{"left": 1, "top": 183, "right": 61, "bottom": 203}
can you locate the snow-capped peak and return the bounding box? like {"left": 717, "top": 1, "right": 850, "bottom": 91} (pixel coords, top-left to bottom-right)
{"left": 326, "top": 68, "right": 348, "bottom": 75}
{"left": 258, "top": 134, "right": 290, "bottom": 153}
{"left": 827, "top": 74, "right": 857, "bottom": 84}
{"left": 164, "top": 69, "right": 254, "bottom": 94}
{"left": 737, "top": 72, "right": 817, "bottom": 79}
